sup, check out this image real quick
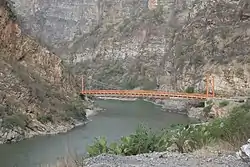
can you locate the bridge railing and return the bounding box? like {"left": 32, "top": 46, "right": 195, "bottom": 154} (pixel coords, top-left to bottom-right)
{"left": 81, "top": 89, "right": 213, "bottom": 99}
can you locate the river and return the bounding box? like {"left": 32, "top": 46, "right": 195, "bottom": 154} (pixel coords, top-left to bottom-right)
{"left": 0, "top": 100, "right": 191, "bottom": 167}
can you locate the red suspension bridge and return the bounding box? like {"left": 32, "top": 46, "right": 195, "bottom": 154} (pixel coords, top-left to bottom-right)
{"left": 80, "top": 75, "right": 216, "bottom": 100}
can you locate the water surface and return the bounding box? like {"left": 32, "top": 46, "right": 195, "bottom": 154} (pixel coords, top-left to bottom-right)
{"left": 0, "top": 100, "right": 190, "bottom": 167}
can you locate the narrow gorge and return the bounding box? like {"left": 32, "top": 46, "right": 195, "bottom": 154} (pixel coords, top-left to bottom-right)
{"left": 9, "top": 0, "right": 250, "bottom": 96}
{"left": 0, "top": 2, "right": 94, "bottom": 144}
{"left": 0, "top": 0, "right": 250, "bottom": 166}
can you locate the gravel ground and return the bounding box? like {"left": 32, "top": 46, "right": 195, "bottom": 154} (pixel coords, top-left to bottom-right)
{"left": 85, "top": 152, "right": 249, "bottom": 167}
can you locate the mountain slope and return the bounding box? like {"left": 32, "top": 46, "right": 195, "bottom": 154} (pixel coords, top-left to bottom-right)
{"left": 0, "top": 3, "right": 91, "bottom": 143}
{"left": 10, "top": 0, "right": 250, "bottom": 96}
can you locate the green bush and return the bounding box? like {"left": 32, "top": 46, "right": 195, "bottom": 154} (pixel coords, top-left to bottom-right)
{"left": 2, "top": 113, "right": 29, "bottom": 129}
{"left": 87, "top": 124, "right": 172, "bottom": 156}
{"left": 2, "top": 0, "right": 17, "bottom": 21}
{"left": 87, "top": 123, "right": 214, "bottom": 156}
{"left": 117, "top": 125, "right": 170, "bottom": 155}
{"left": 0, "top": 104, "right": 5, "bottom": 117}
{"left": 87, "top": 102, "right": 250, "bottom": 157}
{"left": 37, "top": 114, "right": 54, "bottom": 124}
{"left": 185, "top": 87, "right": 195, "bottom": 93}
{"left": 122, "top": 77, "right": 140, "bottom": 89}
{"left": 207, "top": 100, "right": 213, "bottom": 105}
{"left": 141, "top": 79, "right": 157, "bottom": 90}
{"left": 59, "top": 112, "right": 72, "bottom": 122}
{"left": 87, "top": 136, "right": 110, "bottom": 157}
{"left": 208, "top": 104, "right": 250, "bottom": 147}
{"left": 65, "top": 99, "right": 86, "bottom": 121}
{"left": 219, "top": 100, "right": 229, "bottom": 107}
{"left": 203, "top": 105, "right": 213, "bottom": 117}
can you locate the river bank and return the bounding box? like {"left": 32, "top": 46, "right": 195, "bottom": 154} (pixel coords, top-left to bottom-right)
{"left": 83, "top": 151, "right": 248, "bottom": 167}
{"left": 47, "top": 101, "right": 250, "bottom": 167}
{"left": 143, "top": 98, "right": 205, "bottom": 120}
{"left": 0, "top": 95, "right": 195, "bottom": 145}
{"left": 0, "top": 118, "right": 84, "bottom": 145}
{"left": 50, "top": 144, "right": 249, "bottom": 167}
{"left": 0, "top": 100, "right": 190, "bottom": 167}
{"left": 81, "top": 101, "right": 250, "bottom": 167}
{"left": 0, "top": 105, "right": 103, "bottom": 144}
{"left": 95, "top": 96, "right": 204, "bottom": 118}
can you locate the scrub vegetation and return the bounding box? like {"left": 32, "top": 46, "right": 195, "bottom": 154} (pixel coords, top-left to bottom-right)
{"left": 87, "top": 101, "right": 250, "bottom": 156}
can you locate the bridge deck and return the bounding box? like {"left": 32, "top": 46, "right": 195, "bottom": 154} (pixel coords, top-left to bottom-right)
{"left": 81, "top": 90, "right": 213, "bottom": 99}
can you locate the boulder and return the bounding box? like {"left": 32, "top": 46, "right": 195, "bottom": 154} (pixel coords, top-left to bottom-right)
{"left": 236, "top": 139, "right": 250, "bottom": 164}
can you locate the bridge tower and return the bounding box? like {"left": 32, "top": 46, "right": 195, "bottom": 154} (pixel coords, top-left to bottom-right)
{"left": 205, "top": 74, "right": 215, "bottom": 98}
{"left": 81, "top": 75, "right": 85, "bottom": 92}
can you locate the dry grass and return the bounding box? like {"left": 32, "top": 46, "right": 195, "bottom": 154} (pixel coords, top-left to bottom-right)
{"left": 193, "top": 140, "right": 236, "bottom": 157}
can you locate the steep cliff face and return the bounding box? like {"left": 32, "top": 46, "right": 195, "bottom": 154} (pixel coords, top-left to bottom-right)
{"left": 10, "top": 0, "right": 250, "bottom": 96}
{"left": 0, "top": 3, "right": 91, "bottom": 143}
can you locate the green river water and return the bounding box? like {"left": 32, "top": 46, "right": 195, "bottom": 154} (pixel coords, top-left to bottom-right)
{"left": 0, "top": 100, "right": 191, "bottom": 167}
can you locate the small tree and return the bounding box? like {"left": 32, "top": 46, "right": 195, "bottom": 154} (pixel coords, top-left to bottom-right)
{"left": 185, "top": 86, "right": 195, "bottom": 93}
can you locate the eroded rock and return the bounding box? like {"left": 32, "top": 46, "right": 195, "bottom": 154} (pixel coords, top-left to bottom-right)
{"left": 236, "top": 139, "right": 250, "bottom": 164}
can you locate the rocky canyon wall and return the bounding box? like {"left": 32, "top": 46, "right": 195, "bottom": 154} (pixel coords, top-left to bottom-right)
{"left": 0, "top": 2, "right": 92, "bottom": 143}
{"left": 10, "top": 0, "right": 250, "bottom": 96}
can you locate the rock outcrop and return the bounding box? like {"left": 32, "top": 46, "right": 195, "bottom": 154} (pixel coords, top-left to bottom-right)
{"left": 236, "top": 139, "right": 250, "bottom": 164}
{"left": 0, "top": 2, "right": 92, "bottom": 144}
{"left": 9, "top": 0, "right": 250, "bottom": 96}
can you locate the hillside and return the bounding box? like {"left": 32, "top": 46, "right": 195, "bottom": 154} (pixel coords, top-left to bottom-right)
{"left": 0, "top": 2, "right": 91, "bottom": 144}
{"left": 10, "top": 0, "right": 250, "bottom": 96}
